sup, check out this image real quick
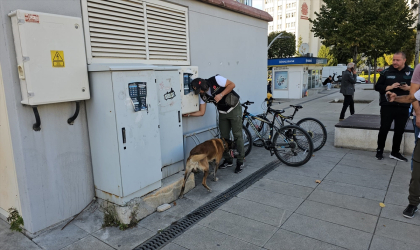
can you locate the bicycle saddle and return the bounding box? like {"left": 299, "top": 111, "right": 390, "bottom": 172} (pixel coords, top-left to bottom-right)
{"left": 290, "top": 105, "right": 303, "bottom": 109}
{"left": 271, "top": 109, "right": 285, "bottom": 114}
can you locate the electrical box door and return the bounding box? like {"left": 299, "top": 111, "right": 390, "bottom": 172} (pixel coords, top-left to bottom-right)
{"left": 155, "top": 70, "right": 183, "bottom": 167}
{"left": 179, "top": 66, "right": 199, "bottom": 114}
{"left": 9, "top": 10, "right": 90, "bottom": 105}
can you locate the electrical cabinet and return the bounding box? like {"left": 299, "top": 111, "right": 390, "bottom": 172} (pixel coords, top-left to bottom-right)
{"left": 86, "top": 65, "right": 162, "bottom": 205}
{"left": 155, "top": 70, "right": 184, "bottom": 173}
{"left": 179, "top": 66, "right": 199, "bottom": 114}
{"left": 9, "top": 10, "right": 90, "bottom": 105}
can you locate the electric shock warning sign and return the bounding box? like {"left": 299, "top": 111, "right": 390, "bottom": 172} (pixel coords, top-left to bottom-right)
{"left": 50, "top": 51, "right": 65, "bottom": 67}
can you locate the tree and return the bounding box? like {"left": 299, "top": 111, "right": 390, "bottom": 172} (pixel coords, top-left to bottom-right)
{"left": 268, "top": 31, "right": 296, "bottom": 58}
{"left": 318, "top": 45, "right": 336, "bottom": 66}
{"left": 383, "top": 54, "right": 393, "bottom": 66}
{"left": 310, "top": 0, "right": 415, "bottom": 84}
{"left": 295, "top": 36, "right": 304, "bottom": 56}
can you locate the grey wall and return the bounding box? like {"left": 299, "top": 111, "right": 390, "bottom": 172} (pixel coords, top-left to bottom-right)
{"left": 171, "top": 0, "right": 268, "bottom": 153}
{"left": 0, "top": 0, "right": 94, "bottom": 234}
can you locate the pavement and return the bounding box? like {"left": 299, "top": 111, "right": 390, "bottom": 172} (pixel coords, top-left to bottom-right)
{"left": 1, "top": 84, "right": 419, "bottom": 250}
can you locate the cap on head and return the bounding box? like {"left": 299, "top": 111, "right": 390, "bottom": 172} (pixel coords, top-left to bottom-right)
{"left": 191, "top": 78, "right": 208, "bottom": 94}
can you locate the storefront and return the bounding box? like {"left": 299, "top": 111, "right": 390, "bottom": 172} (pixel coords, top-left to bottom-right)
{"left": 268, "top": 57, "right": 327, "bottom": 99}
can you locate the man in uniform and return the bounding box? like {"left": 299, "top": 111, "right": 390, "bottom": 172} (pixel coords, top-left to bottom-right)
{"left": 183, "top": 75, "right": 244, "bottom": 173}
{"left": 374, "top": 52, "right": 413, "bottom": 161}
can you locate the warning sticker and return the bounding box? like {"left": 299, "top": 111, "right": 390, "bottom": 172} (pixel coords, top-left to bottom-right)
{"left": 50, "top": 51, "right": 65, "bottom": 67}
{"left": 25, "top": 14, "right": 39, "bottom": 23}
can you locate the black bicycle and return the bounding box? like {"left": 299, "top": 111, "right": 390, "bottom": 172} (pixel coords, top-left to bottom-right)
{"left": 247, "top": 99, "right": 327, "bottom": 152}
{"left": 240, "top": 101, "right": 314, "bottom": 167}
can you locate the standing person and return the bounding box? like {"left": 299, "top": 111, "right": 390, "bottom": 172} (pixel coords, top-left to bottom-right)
{"left": 386, "top": 65, "right": 420, "bottom": 217}
{"left": 374, "top": 52, "right": 413, "bottom": 161}
{"left": 323, "top": 75, "right": 333, "bottom": 90}
{"left": 182, "top": 75, "right": 245, "bottom": 174}
{"left": 267, "top": 80, "right": 272, "bottom": 94}
{"left": 339, "top": 63, "right": 357, "bottom": 121}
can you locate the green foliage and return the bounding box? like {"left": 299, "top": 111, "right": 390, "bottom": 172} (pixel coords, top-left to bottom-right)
{"left": 295, "top": 36, "right": 304, "bottom": 56}
{"left": 102, "top": 205, "right": 138, "bottom": 231}
{"left": 7, "top": 208, "right": 24, "bottom": 232}
{"left": 377, "top": 57, "right": 386, "bottom": 68}
{"left": 317, "top": 45, "right": 337, "bottom": 66}
{"left": 268, "top": 31, "right": 296, "bottom": 58}
{"left": 310, "top": 0, "right": 416, "bottom": 66}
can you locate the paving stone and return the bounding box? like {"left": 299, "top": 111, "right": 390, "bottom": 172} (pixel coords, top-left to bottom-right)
{"left": 93, "top": 225, "right": 154, "bottom": 250}
{"left": 295, "top": 200, "right": 378, "bottom": 233}
{"left": 384, "top": 191, "right": 408, "bottom": 206}
{"left": 238, "top": 187, "right": 304, "bottom": 211}
{"left": 0, "top": 219, "right": 41, "bottom": 250}
{"left": 369, "top": 235, "right": 420, "bottom": 250}
{"left": 219, "top": 197, "right": 292, "bottom": 227}
{"left": 198, "top": 210, "right": 278, "bottom": 246}
{"left": 173, "top": 224, "right": 258, "bottom": 250}
{"left": 339, "top": 158, "right": 395, "bottom": 170}
{"left": 264, "top": 229, "right": 346, "bottom": 250}
{"left": 137, "top": 209, "right": 182, "bottom": 233}
{"left": 160, "top": 243, "right": 188, "bottom": 250}
{"left": 33, "top": 223, "right": 88, "bottom": 250}
{"left": 331, "top": 164, "right": 392, "bottom": 179}
{"left": 166, "top": 197, "right": 202, "bottom": 218}
{"left": 324, "top": 171, "right": 389, "bottom": 190}
{"left": 390, "top": 172, "right": 411, "bottom": 186}
{"left": 388, "top": 183, "right": 409, "bottom": 195}
{"left": 375, "top": 217, "right": 420, "bottom": 246}
{"left": 311, "top": 150, "right": 347, "bottom": 159}
{"left": 253, "top": 178, "right": 313, "bottom": 199}
{"left": 273, "top": 164, "right": 332, "bottom": 179}
{"left": 263, "top": 171, "right": 320, "bottom": 188}
{"left": 281, "top": 214, "right": 372, "bottom": 250}
{"left": 317, "top": 180, "right": 386, "bottom": 201}
{"left": 62, "top": 235, "right": 114, "bottom": 250}
{"left": 74, "top": 206, "right": 104, "bottom": 234}
{"left": 381, "top": 203, "right": 420, "bottom": 227}
{"left": 307, "top": 189, "right": 381, "bottom": 216}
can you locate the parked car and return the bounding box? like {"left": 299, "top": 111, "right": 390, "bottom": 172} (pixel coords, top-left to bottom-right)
{"left": 356, "top": 76, "right": 366, "bottom": 84}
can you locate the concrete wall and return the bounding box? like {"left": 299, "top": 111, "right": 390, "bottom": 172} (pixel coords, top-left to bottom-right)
{"left": 0, "top": 63, "right": 22, "bottom": 220}
{"left": 170, "top": 0, "right": 268, "bottom": 155}
{"left": 0, "top": 0, "right": 94, "bottom": 235}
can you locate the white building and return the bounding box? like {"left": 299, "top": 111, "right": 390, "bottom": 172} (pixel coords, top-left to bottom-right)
{"left": 263, "top": 0, "right": 323, "bottom": 56}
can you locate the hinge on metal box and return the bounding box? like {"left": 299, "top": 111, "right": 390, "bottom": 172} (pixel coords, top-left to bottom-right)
{"left": 17, "top": 19, "right": 25, "bottom": 24}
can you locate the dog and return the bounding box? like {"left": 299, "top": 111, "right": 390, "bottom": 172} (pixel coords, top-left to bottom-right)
{"left": 178, "top": 138, "right": 235, "bottom": 198}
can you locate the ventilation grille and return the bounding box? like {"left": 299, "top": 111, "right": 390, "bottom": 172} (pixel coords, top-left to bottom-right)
{"left": 146, "top": 3, "right": 188, "bottom": 61}
{"left": 84, "top": 0, "right": 189, "bottom": 63}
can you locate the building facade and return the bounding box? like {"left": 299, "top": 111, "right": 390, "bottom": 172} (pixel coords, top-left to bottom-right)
{"left": 263, "top": 0, "right": 323, "bottom": 56}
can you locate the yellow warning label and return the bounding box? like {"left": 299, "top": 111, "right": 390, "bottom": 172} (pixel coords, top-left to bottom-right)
{"left": 50, "top": 51, "right": 65, "bottom": 67}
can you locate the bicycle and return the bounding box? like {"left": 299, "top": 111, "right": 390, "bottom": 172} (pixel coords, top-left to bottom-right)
{"left": 248, "top": 99, "right": 327, "bottom": 152}
{"left": 241, "top": 101, "right": 314, "bottom": 167}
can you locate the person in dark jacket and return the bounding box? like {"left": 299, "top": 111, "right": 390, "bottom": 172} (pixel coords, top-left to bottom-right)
{"left": 323, "top": 75, "right": 333, "bottom": 90}
{"left": 374, "top": 52, "right": 413, "bottom": 161}
{"left": 182, "top": 75, "right": 244, "bottom": 173}
{"left": 339, "top": 63, "right": 357, "bottom": 120}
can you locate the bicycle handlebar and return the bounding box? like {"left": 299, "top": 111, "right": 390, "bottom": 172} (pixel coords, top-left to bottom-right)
{"left": 241, "top": 101, "right": 254, "bottom": 106}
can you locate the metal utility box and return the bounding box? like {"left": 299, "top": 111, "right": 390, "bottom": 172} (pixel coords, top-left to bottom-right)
{"left": 86, "top": 64, "right": 163, "bottom": 205}
{"left": 155, "top": 69, "right": 184, "bottom": 177}
{"left": 9, "top": 10, "right": 90, "bottom": 105}
{"left": 179, "top": 66, "right": 199, "bottom": 114}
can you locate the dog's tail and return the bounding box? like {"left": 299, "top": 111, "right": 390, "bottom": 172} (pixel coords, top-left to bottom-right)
{"left": 179, "top": 154, "right": 207, "bottom": 198}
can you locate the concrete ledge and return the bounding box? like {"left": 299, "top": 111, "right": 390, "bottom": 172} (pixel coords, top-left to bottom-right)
{"left": 100, "top": 172, "right": 195, "bottom": 224}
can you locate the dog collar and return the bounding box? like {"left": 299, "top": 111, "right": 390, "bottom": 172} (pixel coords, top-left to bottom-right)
{"left": 221, "top": 138, "right": 228, "bottom": 151}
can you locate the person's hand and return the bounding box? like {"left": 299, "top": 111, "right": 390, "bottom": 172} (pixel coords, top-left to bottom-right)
{"left": 386, "top": 91, "right": 396, "bottom": 102}
{"left": 391, "top": 82, "right": 401, "bottom": 89}
{"left": 417, "top": 115, "right": 420, "bottom": 128}
{"left": 399, "top": 84, "right": 410, "bottom": 91}
{"left": 182, "top": 113, "right": 190, "bottom": 117}
{"left": 214, "top": 94, "right": 223, "bottom": 103}
{"left": 352, "top": 69, "right": 357, "bottom": 74}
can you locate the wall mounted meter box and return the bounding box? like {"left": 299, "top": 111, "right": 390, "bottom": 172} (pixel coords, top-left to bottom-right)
{"left": 86, "top": 64, "right": 163, "bottom": 205}
{"left": 179, "top": 66, "right": 199, "bottom": 114}
{"left": 9, "top": 10, "right": 90, "bottom": 105}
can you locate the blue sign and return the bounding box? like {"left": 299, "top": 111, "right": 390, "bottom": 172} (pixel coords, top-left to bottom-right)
{"left": 268, "top": 57, "right": 327, "bottom": 67}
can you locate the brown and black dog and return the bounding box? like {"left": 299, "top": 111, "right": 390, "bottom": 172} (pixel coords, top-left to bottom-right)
{"left": 178, "top": 138, "right": 235, "bottom": 198}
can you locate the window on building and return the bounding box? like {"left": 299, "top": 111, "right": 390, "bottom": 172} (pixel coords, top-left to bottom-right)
{"left": 278, "top": 15, "right": 282, "bottom": 20}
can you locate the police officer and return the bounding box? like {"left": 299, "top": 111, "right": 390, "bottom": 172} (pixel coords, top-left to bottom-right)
{"left": 375, "top": 52, "right": 413, "bottom": 161}
{"left": 182, "top": 75, "right": 244, "bottom": 173}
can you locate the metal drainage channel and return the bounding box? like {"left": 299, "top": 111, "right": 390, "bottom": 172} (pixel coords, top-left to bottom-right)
{"left": 134, "top": 160, "right": 280, "bottom": 250}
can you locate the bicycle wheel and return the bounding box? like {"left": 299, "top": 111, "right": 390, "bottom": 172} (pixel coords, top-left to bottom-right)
{"left": 231, "top": 125, "right": 253, "bottom": 158}
{"left": 296, "top": 118, "right": 327, "bottom": 152}
{"left": 272, "top": 125, "right": 313, "bottom": 167}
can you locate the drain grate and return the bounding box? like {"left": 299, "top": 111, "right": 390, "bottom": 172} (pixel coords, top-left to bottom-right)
{"left": 134, "top": 160, "right": 280, "bottom": 250}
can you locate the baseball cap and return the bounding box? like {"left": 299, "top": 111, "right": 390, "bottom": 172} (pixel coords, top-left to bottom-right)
{"left": 190, "top": 78, "right": 207, "bottom": 95}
